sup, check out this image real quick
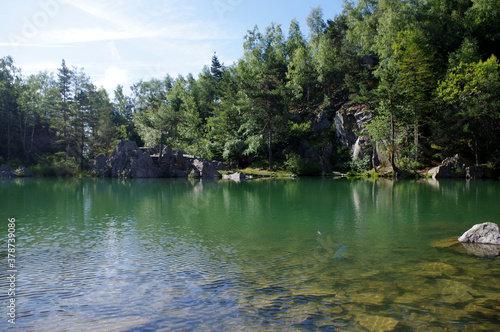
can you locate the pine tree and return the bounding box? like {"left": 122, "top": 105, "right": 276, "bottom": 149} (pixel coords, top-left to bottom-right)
{"left": 241, "top": 24, "right": 288, "bottom": 169}
{"left": 210, "top": 53, "right": 223, "bottom": 80}
{"left": 393, "top": 30, "right": 435, "bottom": 164}
{"left": 0, "top": 56, "right": 21, "bottom": 162}
{"left": 56, "top": 59, "right": 74, "bottom": 159}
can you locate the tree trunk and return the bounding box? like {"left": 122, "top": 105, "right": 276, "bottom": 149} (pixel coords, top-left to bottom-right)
{"left": 158, "top": 133, "right": 165, "bottom": 165}
{"left": 414, "top": 118, "right": 419, "bottom": 163}
{"left": 390, "top": 100, "right": 395, "bottom": 169}
{"left": 80, "top": 107, "right": 85, "bottom": 171}
{"left": 268, "top": 118, "right": 273, "bottom": 170}
{"left": 371, "top": 147, "right": 377, "bottom": 170}
{"left": 7, "top": 120, "right": 11, "bottom": 161}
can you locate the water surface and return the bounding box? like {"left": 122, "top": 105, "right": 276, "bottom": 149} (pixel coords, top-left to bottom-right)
{"left": 1, "top": 178, "right": 499, "bottom": 331}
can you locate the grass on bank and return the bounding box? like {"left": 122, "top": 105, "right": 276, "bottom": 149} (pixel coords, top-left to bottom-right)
{"left": 228, "top": 167, "right": 294, "bottom": 179}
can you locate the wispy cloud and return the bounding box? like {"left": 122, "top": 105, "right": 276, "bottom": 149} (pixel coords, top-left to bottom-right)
{"left": 0, "top": 42, "right": 73, "bottom": 48}
{"left": 38, "top": 0, "right": 238, "bottom": 45}
{"left": 2, "top": 0, "right": 245, "bottom": 93}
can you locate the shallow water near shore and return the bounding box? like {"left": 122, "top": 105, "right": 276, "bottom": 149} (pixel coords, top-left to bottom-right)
{"left": 1, "top": 177, "right": 499, "bottom": 331}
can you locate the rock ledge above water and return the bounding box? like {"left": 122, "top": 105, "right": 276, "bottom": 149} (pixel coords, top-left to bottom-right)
{"left": 91, "top": 140, "right": 226, "bottom": 179}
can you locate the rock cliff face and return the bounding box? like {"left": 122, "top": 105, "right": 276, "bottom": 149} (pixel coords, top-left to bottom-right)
{"left": 103, "top": 140, "right": 163, "bottom": 178}
{"left": 290, "top": 103, "right": 391, "bottom": 174}
{"left": 334, "top": 104, "right": 390, "bottom": 168}
{"left": 334, "top": 105, "right": 372, "bottom": 153}
{"left": 92, "top": 140, "right": 225, "bottom": 179}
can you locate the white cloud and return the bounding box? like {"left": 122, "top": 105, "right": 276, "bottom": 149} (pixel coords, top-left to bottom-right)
{"left": 95, "top": 66, "right": 128, "bottom": 92}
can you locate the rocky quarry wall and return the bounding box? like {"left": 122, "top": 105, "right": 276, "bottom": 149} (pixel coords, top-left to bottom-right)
{"left": 91, "top": 140, "right": 226, "bottom": 179}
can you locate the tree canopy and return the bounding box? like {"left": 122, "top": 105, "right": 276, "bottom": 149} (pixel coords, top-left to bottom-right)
{"left": 1, "top": 1, "right": 499, "bottom": 175}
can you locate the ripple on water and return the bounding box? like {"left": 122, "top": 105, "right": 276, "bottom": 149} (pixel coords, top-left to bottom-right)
{"left": 3, "top": 178, "right": 500, "bottom": 331}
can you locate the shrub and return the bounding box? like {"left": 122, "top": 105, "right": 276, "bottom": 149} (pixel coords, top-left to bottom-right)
{"left": 346, "top": 170, "right": 359, "bottom": 178}
{"left": 348, "top": 155, "right": 370, "bottom": 173}
{"left": 284, "top": 153, "right": 321, "bottom": 176}
{"left": 223, "top": 139, "right": 247, "bottom": 168}
{"left": 32, "top": 156, "right": 80, "bottom": 177}
{"left": 363, "top": 169, "right": 379, "bottom": 178}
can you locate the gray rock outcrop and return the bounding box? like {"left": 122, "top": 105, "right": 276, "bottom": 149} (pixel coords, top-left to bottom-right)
{"left": 90, "top": 155, "right": 108, "bottom": 175}
{"left": 458, "top": 222, "right": 500, "bottom": 245}
{"left": 191, "top": 158, "right": 220, "bottom": 179}
{"left": 0, "top": 164, "right": 15, "bottom": 178}
{"left": 91, "top": 140, "right": 225, "bottom": 179}
{"left": 428, "top": 154, "right": 496, "bottom": 179}
{"left": 105, "top": 140, "right": 163, "bottom": 178}
{"left": 428, "top": 155, "right": 463, "bottom": 179}
{"left": 222, "top": 172, "right": 247, "bottom": 181}
{"left": 334, "top": 104, "right": 389, "bottom": 168}
{"left": 0, "top": 164, "right": 34, "bottom": 178}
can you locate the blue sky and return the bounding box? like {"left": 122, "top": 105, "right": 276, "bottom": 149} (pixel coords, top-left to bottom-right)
{"left": 1, "top": 0, "right": 345, "bottom": 94}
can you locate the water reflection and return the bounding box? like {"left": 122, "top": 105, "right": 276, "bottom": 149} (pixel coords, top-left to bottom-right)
{"left": 0, "top": 178, "right": 499, "bottom": 331}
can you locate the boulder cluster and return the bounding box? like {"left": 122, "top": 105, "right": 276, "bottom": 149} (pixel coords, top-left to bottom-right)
{"left": 427, "top": 154, "right": 496, "bottom": 179}
{"left": 0, "top": 164, "right": 34, "bottom": 178}
{"left": 91, "top": 140, "right": 226, "bottom": 179}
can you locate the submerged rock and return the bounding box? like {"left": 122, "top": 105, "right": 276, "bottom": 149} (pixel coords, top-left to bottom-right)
{"left": 458, "top": 222, "right": 500, "bottom": 245}
{"left": 416, "top": 262, "right": 458, "bottom": 277}
{"left": 437, "top": 279, "right": 478, "bottom": 304}
{"left": 466, "top": 295, "right": 500, "bottom": 319}
{"left": 461, "top": 242, "right": 500, "bottom": 258}
{"left": 350, "top": 293, "right": 386, "bottom": 306}
{"left": 333, "top": 246, "right": 349, "bottom": 261}
{"left": 355, "top": 314, "right": 400, "bottom": 331}
{"left": 430, "top": 238, "right": 460, "bottom": 249}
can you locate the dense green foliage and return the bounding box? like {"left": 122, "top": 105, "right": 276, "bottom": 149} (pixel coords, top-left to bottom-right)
{"left": 1, "top": 1, "right": 499, "bottom": 175}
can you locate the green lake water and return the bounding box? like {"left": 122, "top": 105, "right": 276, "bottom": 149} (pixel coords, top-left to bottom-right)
{"left": 0, "top": 178, "right": 499, "bottom": 331}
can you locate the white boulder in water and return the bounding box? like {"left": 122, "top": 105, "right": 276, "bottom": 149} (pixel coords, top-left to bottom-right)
{"left": 458, "top": 222, "right": 500, "bottom": 245}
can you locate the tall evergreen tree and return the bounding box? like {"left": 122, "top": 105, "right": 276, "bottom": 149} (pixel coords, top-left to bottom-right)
{"left": 0, "top": 56, "right": 21, "bottom": 162}
{"left": 393, "top": 30, "right": 435, "bottom": 163}
{"left": 241, "top": 24, "right": 289, "bottom": 169}
{"left": 210, "top": 53, "right": 223, "bottom": 80}
{"left": 56, "top": 59, "right": 74, "bottom": 159}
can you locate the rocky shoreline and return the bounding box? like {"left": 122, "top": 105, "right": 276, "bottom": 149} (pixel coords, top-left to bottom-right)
{"left": 1, "top": 140, "right": 498, "bottom": 180}
{"left": 90, "top": 140, "right": 227, "bottom": 179}
{"left": 426, "top": 154, "right": 498, "bottom": 180}
{"left": 0, "top": 164, "right": 34, "bottom": 178}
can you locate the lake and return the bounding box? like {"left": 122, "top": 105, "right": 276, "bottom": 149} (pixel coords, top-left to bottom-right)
{"left": 1, "top": 178, "right": 499, "bottom": 331}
